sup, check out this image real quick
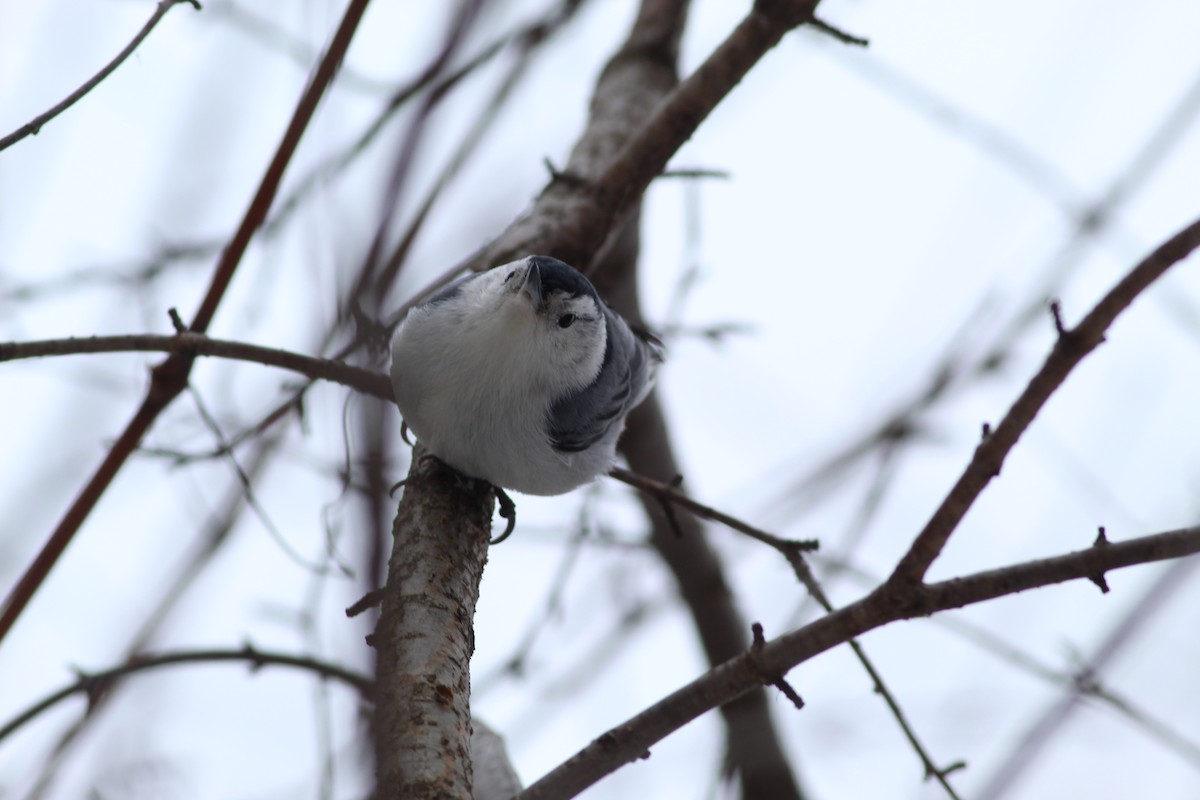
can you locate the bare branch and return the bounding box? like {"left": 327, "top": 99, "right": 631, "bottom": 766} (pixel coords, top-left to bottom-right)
{"left": 0, "top": 645, "right": 370, "bottom": 746}
{"left": 782, "top": 546, "right": 965, "bottom": 797}
{"left": 15, "top": 435, "right": 285, "bottom": 798}
{"left": 0, "top": 0, "right": 200, "bottom": 152}
{"left": 482, "top": 0, "right": 828, "bottom": 268}
{"left": 0, "top": 0, "right": 375, "bottom": 652}
{"left": 609, "top": 467, "right": 817, "bottom": 559}
{"left": 889, "top": 214, "right": 1200, "bottom": 585}
{"left": 517, "top": 525, "right": 1200, "bottom": 800}
{"left": 0, "top": 332, "right": 392, "bottom": 401}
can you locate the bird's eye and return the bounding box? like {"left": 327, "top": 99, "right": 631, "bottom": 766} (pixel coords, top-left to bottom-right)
{"left": 505, "top": 270, "right": 517, "bottom": 281}
{"left": 557, "top": 314, "right": 576, "bottom": 329}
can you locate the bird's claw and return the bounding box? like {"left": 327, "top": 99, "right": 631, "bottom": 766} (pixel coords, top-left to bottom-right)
{"left": 490, "top": 486, "right": 517, "bottom": 544}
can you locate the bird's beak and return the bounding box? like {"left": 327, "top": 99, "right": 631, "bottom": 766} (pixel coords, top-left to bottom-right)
{"left": 520, "top": 260, "right": 543, "bottom": 309}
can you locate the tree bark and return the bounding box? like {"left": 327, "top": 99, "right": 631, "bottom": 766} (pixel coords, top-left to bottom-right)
{"left": 373, "top": 447, "right": 494, "bottom": 799}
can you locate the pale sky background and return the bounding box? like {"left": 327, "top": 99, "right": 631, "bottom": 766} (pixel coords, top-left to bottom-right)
{"left": 2, "top": 1, "right": 1200, "bottom": 798}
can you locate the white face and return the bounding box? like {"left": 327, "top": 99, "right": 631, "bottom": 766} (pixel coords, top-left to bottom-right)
{"left": 478, "top": 259, "right": 608, "bottom": 396}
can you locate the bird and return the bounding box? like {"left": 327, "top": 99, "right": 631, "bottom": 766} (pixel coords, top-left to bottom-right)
{"left": 390, "top": 254, "right": 660, "bottom": 532}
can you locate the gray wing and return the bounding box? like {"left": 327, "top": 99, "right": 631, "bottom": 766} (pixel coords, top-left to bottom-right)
{"left": 421, "top": 272, "right": 477, "bottom": 307}
{"left": 548, "top": 307, "right": 659, "bottom": 453}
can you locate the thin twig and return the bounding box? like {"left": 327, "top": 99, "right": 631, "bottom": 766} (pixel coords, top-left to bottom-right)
{"left": 609, "top": 467, "right": 818, "bottom": 558}
{"left": 804, "top": 15, "right": 869, "bottom": 47}
{"left": 0, "top": 0, "right": 200, "bottom": 152}
{"left": 186, "top": 386, "right": 346, "bottom": 574}
{"left": 781, "top": 544, "right": 964, "bottom": 798}
{"left": 0, "top": 645, "right": 371, "bottom": 745}
{"left": 0, "top": 332, "right": 392, "bottom": 401}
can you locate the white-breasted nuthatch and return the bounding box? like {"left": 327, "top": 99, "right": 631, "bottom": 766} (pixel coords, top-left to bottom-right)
{"left": 390, "top": 255, "right": 661, "bottom": 498}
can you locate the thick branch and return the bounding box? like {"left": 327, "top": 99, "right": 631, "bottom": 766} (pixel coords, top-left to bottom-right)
{"left": 482, "top": 0, "right": 824, "bottom": 269}
{"left": 372, "top": 448, "right": 494, "bottom": 799}
{"left": 0, "top": 333, "right": 392, "bottom": 401}
{"left": 517, "top": 525, "right": 1200, "bottom": 800}
{"left": 889, "top": 214, "right": 1200, "bottom": 585}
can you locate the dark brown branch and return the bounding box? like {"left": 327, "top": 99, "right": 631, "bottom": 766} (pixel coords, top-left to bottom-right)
{"left": 0, "top": 0, "right": 374, "bottom": 653}
{"left": 191, "top": 0, "right": 371, "bottom": 333}
{"left": 804, "top": 14, "right": 869, "bottom": 47}
{"left": 0, "top": 333, "right": 393, "bottom": 401}
{"left": 516, "top": 524, "right": 1200, "bottom": 800}
{"left": 889, "top": 214, "right": 1200, "bottom": 585}
{"left": 0, "top": 645, "right": 371, "bottom": 745}
{"left": 0, "top": 0, "right": 200, "bottom": 152}
{"left": 811, "top": 551, "right": 1200, "bottom": 768}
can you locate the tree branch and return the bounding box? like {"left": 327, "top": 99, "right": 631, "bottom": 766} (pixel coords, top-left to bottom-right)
{"left": 481, "top": 0, "right": 825, "bottom": 269}
{"left": 0, "top": 0, "right": 201, "bottom": 152}
{"left": 516, "top": 525, "right": 1200, "bottom": 800}
{"left": 0, "top": 332, "right": 392, "bottom": 400}
{"left": 0, "top": 0, "right": 374, "bottom": 653}
{"left": 609, "top": 466, "right": 817, "bottom": 560}
{"left": 372, "top": 447, "right": 494, "bottom": 799}
{"left": 889, "top": 213, "right": 1200, "bottom": 585}
{"left": 0, "top": 645, "right": 370, "bottom": 746}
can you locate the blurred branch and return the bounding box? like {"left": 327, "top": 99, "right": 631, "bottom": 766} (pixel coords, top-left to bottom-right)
{"left": 0, "top": 0, "right": 200, "bottom": 153}
{"left": 370, "top": 0, "right": 591, "bottom": 301}
{"left": 0, "top": 332, "right": 392, "bottom": 400}
{"left": 186, "top": 386, "right": 348, "bottom": 574}
{"left": 828, "top": 49, "right": 1086, "bottom": 215}
{"left": 206, "top": 0, "right": 395, "bottom": 94}
{"left": 352, "top": 0, "right": 487, "bottom": 305}
{"left": 3, "top": 2, "right": 585, "bottom": 308}
{"left": 0, "top": 0, "right": 374, "bottom": 652}
{"left": 976, "top": 548, "right": 1200, "bottom": 798}
{"left": 20, "top": 436, "right": 284, "bottom": 798}
{"left": 0, "top": 645, "right": 371, "bottom": 746}
{"left": 475, "top": 493, "right": 598, "bottom": 689}
{"left": 773, "top": 53, "right": 1200, "bottom": 522}
{"left": 889, "top": 214, "right": 1200, "bottom": 585}
{"left": 517, "top": 524, "right": 1200, "bottom": 800}
{"left": 481, "top": 0, "right": 830, "bottom": 268}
